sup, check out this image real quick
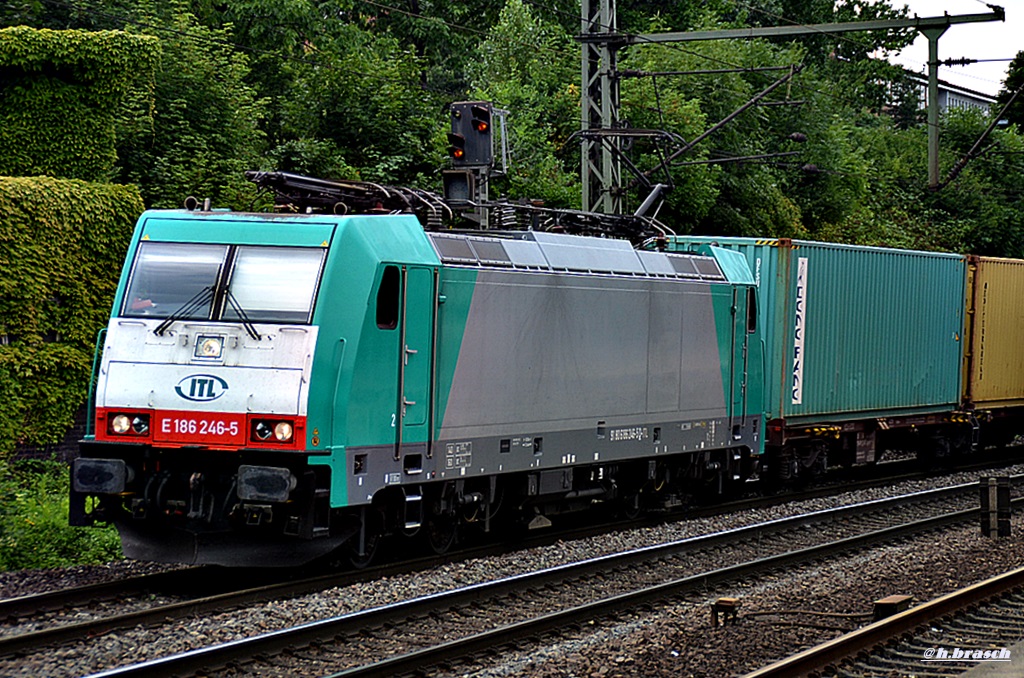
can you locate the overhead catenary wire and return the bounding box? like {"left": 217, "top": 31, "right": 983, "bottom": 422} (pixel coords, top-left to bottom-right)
{"left": 938, "top": 78, "right": 1024, "bottom": 189}
{"left": 361, "top": 0, "right": 821, "bottom": 176}
{"left": 525, "top": 0, "right": 926, "bottom": 124}
{"left": 30, "top": 0, "right": 995, "bottom": 188}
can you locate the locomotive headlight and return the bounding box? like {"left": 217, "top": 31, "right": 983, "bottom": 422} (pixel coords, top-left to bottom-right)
{"left": 131, "top": 415, "right": 150, "bottom": 435}
{"left": 274, "top": 421, "right": 293, "bottom": 442}
{"left": 254, "top": 421, "right": 273, "bottom": 440}
{"left": 111, "top": 414, "right": 132, "bottom": 435}
{"left": 252, "top": 419, "right": 295, "bottom": 444}
{"left": 195, "top": 335, "right": 224, "bottom": 359}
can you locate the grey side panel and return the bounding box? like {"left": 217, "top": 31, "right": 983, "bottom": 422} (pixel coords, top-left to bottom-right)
{"left": 680, "top": 288, "right": 729, "bottom": 415}
{"left": 439, "top": 270, "right": 727, "bottom": 440}
{"left": 443, "top": 272, "right": 649, "bottom": 428}
{"left": 646, "top": 291, "right": 682, "bottom": 413}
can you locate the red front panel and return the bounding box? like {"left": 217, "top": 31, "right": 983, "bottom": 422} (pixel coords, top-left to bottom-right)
{"left": 94, "top": 407, "right": 307, "bottom": 450}
{"left": 154, "top": 409, "right": 247, "bottom": 446}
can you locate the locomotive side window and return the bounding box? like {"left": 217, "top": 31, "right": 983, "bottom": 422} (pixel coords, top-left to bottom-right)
{"left": 376, "top": 265, "right": 400, "bottom": 329}
{"left": 223, "top": 246, "right": 325, "bottom": 324}
{"left": 123, "top": 242, "right": 228, "bottom": 318}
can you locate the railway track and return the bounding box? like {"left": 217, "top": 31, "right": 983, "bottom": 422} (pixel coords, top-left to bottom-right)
{"left": 1, "top": 460, "right": 1014, "bottom": 661}
{"left": 72, "top": 480, "right": 1018, "bottom": 677}
{"left": 744, "top": 565, "right": 1024, "bottom": 677}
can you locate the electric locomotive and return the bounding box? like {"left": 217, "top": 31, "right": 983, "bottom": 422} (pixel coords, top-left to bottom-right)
{"left": 70, "top": 177, "right": 765, "bottom": 566}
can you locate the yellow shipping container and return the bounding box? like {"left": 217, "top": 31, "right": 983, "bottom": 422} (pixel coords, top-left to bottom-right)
{"left": 964, "top": 256, "right": 1024, "bottom": 408}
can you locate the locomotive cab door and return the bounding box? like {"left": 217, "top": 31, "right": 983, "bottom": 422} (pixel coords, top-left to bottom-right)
{"left": 396, "top": 265, "right": 437, "bottom": 463}
{"left": 729, "top": 286, "right": 755, "bottom": 435}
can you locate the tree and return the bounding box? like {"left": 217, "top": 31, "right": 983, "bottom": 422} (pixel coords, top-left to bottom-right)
{"left": 465, "top": 0, "right": 580, "bottom": 206}
{"left": 996, "top": 50, "right": 1024, "bottom": 131}
{"left": 940, "top": 107, "right": 1024, "bottom": 257}
{"left": 1, "top": 0, "right": 266, "bottom": 209}
{"left": 117, "top": 2, "right": 266, "bottom": 208}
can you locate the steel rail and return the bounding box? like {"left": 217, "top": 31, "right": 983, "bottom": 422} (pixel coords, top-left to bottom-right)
{"left": 0, "top": 567, "right": 206, "bottom": 620}
{"left": 0, "top": 511, "right": 670, "bottom": 655}
{"left": 327, "top": 497, "right": 1024, "bottom": 678}
{"left": 741, "top": 562, "right": 1024, "bottom": 678}
{"left": 81, "top": 483, "right": 1009, "bottom": 678}
{"left": 0, "top": 550, "right": 463, "bottom": 657}
{"left": 6, "top": 463, "right": 1011, "bottom": 658}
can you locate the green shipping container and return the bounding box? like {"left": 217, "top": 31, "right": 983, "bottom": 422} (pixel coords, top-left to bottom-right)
{"left": 669, "top": 237, "right": 967, "bottom": 426}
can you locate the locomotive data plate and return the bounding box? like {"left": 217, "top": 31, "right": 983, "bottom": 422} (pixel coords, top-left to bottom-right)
{"left": 154, "top": 410, "right": 246, "bottom": 445}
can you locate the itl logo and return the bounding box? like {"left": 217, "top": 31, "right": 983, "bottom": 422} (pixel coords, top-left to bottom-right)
{"left": 175, "top": 374, "right": 228, "bottom": 402}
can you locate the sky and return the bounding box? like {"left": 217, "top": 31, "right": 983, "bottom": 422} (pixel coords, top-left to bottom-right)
{"left": 887, "top": 0, "right": 1022, "bottom": 97}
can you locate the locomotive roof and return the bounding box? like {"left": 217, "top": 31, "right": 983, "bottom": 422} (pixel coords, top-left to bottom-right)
{"left": 428, "top": 229, "right": 731, "bottom": 283}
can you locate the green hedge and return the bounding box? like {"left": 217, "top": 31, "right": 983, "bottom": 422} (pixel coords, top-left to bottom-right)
{"left": 0, "top": 176, "right": 142, "bottom": 454}
{"left": 0, "top": 27, "right": 159, "bottom": 182}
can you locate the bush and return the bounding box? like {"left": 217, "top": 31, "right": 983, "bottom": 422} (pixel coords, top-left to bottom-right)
{"left": 0, "top": 26, "right": 159, "bottom": 182}
{"left": 0, "top": 458, "right": 121, "bottom": 571}
{"left": 0, "top": 176, "right": 142, "bottom": 454}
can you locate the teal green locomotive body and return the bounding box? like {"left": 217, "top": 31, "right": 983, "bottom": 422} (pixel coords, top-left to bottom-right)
{"left": 71, "top": 210, "right": 764, "bottom": 566}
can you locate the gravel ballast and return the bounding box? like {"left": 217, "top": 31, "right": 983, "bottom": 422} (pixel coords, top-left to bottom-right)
{"left": 454, "top": 522, "right": 1024, "bottom": 677}
{"left": 1, "top": 465, "right": 1022, "bottom": 677}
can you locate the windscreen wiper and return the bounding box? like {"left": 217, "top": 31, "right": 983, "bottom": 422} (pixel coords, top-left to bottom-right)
{"left": 224, "top": 289, "right": 262, "bottom": 341}
{"left": 153, "top": 286, "right": 215, "bottom": 336}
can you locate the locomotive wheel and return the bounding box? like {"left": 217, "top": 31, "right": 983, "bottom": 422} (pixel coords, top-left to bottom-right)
{"left": 425, "top": 512, "right": 458, "bottom": 555}
{"left": 619, "top": 490, "right": 643, "bottom": 520}
{"left": 346, "top": 530, "right": 381, "bottom": 569}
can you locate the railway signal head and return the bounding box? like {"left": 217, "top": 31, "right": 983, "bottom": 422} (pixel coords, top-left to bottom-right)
{"left": 470, "top": 104, "right": 490, "bottom": 133}
{"left": 449, "top": 101, "right": 493, "bottom": 167}
{"left": 447, "top": 132, "right": 467, "bottom": 163}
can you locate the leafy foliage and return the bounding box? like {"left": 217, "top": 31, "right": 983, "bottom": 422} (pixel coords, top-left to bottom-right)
{"left": 1, "top": 2, "right": 265, "bottom": 209}
{"left": 111, "top": 1, "right": 266, "bottom": 209}
{"left": 996, "top": 50, "right": 1024, "bottom": 130}
{"left": 0, "top": 176, "right": 141, "bottom": 453}
{"left": 7, "top": 0, "right": 1021, "bottom": 257}
{"left": 0, "top": 458, "right": 121, "bottom": 571}
{"left": 940, "top": 108, "right": 1024, "bottom": 257}
{"left": 0, "top": 26, "right": 159, "bottom": 182}
{"left": 272, "top": 22, "right": 442, "bottom": 184}
{"left": 465, "top": 0, "right": 580, "bottom": 206}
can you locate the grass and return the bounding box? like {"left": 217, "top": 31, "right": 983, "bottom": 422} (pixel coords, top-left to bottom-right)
{"left": 0, "top": 457, "right": 122, "bottom": 572}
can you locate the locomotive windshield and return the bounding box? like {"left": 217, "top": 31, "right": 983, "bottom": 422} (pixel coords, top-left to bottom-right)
{"left": 122, "top": 241, "right": 325, "bottom": 324}
{"left": 222, "top": 246, "right": 324, "bottom": 323}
